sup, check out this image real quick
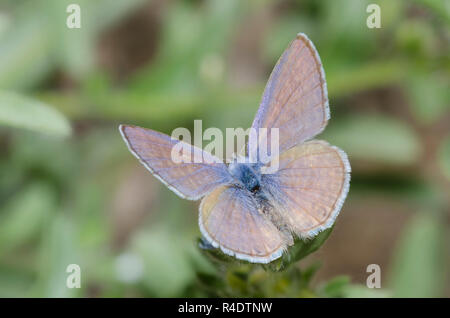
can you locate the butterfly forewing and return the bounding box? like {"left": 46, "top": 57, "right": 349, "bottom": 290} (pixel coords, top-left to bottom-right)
{"left": 263, "top": 140, "right": 350, "bottom": 237}
{"left": 249, "top": 33, "right": 329, "bottom": 161}
{"left": 120, "top": 125, "right": 232, "bottom": 200}
{"left": 199, "top": 185, "right": 287, "bottom": 263}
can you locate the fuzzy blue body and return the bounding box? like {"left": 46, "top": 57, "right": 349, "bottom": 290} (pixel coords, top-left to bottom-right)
{"left": 228, "top": 162, "right": 262, "bottom": 193}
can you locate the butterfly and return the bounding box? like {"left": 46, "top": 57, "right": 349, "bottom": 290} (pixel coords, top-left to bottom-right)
{"left": 119, "top": 33, "right": 351, "bottom": 264}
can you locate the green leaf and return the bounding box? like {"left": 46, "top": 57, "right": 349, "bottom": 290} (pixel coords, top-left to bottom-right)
{"left": 0, "top": 91, "right": 71, "bottom": 136}
{"left": 319, "top": 275, "right": 350, "bottom": 298}
{"left": 0, "top": 15, "right": 54, "bottom": 90}
{"left": 131, "top": 228, "right": 199, "bottom": 297}
{"left": 0, "top": 266, "right": 35, "bottom": 297}
{"left": 327, "top": 60, "right": 408, "bottom": 98}
{"left": 395, "top": 19, "right": 437, "bottom": 58}
{"left": 389, "top": 212, "right": 446, "bottom": 297}
{"left": 265, "top": 227, "right": 334, "bottom": 272}
{"left": 33, "top": 213, "right": 80, "bottom": 298}
{"left": 406, "top": 75, "right": 450, "bottom": 124}
{"left": 322, "top": 114, "right": 422, "bottom": 166}
{"left": 0, "top": 183, "right": 56, "bottom": 254}
{"left": 301, "top": 262, "right": 322, "bottom": 286}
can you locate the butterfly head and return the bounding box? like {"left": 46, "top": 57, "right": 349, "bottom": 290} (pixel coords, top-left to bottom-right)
{"left": 228, "top": 160, "right": 262, "bottom": 194}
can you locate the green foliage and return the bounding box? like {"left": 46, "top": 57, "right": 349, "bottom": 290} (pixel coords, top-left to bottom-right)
{"left": 265, "top": 228, "right": 334, "bottom": 272}
{"left": 0, "top": 0, "right": 147, "bottom": 88}
{"left": 131, "top": 228, "right": 215, "bottom": 297}
{"left": 0, "top": 183, "right": 56, "bottom": 254}
{"left": 322, "top": 114, "right": 422, "bottom": 166}
{"left": 406, "top": 74, "right": 449, "bottom": 125}
{"left": 389, "top": 213, "right": 446, "bottom": 297}
{"left": 0, "top": 91, "right": 71, "bottom": 137}
{"left": 0, "top": 0, "right": 448, "bottom": 298}
{"left": 439, "top": 136, "right": 450, "bottom": 181}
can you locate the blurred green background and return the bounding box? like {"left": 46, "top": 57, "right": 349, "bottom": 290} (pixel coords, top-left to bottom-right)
{"left": 0, "top": 0, "right": 449, "bottom": 297}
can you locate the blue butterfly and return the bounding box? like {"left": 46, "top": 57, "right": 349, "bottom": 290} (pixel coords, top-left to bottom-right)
{"left": 120, "top": 33, "right": 351, "bottom": 263}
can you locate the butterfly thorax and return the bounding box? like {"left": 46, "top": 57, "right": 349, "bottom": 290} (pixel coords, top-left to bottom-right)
{"left": 228, "top": 161, "right": 262, "bottom": 194}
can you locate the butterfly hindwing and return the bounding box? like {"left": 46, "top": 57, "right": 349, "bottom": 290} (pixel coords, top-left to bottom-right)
{"left": 199, "top": 185, "right": 287, "bottom": 263}
{"left": 262, "top": 140, "right": 350, "bottom": 237}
